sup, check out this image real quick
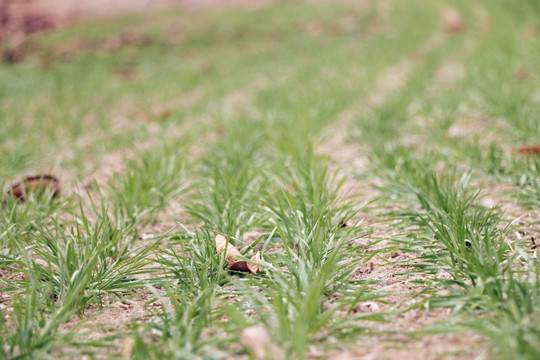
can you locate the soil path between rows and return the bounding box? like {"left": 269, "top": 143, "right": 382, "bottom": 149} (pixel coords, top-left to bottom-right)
{"left": 314, "top": 24, "right": 483, "bottom": 358}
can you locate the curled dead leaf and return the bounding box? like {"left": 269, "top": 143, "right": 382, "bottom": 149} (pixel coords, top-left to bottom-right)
{"left": 121, "top": 338, "right": 135, "bottom": 360}
{"left": 156, "top": 109, "right": 172, "bottom": 120}
{"left": 215, "top": 234, "right": 241, "bottom": 264}
{"left": 215, "top": 235, "right": 260, "bottom": 274}
{"left": 6, "top": 175, "right": 60, "bottom": 201}
{"left": 442, "top": 9, "right": 464, "bottom": 33}
{"left": 533, "top": 236, "right": 537, "bottom": 260}
{"left": 240, "top": 324, "right": 284, "bottom": 360}
{"left": 514, "top": 68, "right": 531, "bottom": 81}
{"left": 338, "top": 219, "right": 348, "bottom": 228}
{"left": 523, "top": 25, "right": 538, "bottom": 38}
{"left": 286, "top": 181, "right": 296, "bottom": 193}
{"left": 518, "top": 144, "right": 540, "bottom": 156}
{"left": 247, "top": 251, "right": 260, "bottom": 274}
{"left": 216, "top": 125, "right": 226, "bottom": 136}
{"left": 229, "top": 259, "right": 252, "bottom": 273}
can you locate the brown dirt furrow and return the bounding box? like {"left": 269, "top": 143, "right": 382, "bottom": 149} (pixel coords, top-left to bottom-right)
{"left": 367, "top": 32, "right": 446, "bottom": 108}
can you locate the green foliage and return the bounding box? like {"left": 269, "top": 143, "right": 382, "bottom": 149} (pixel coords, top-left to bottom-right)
{"left": 107, "top": 142, "right": 190, "bottom": 227}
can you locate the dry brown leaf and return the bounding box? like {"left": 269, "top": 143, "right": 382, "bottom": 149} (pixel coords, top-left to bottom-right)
{"left": 121, "top": 338, "right": 135, "bottom": 360}
{"left": 523, "top": 25, "right": 538, "bottom": 38}
{"left": 518, "top": 144, "right": 540, "bottom": 156}
{"left": 156, "top": 109, "right": 172, "bottom": 120}
{"left": 6, "top": 175, "right": 61, "bottom": 201}
{"left": 215, "top": 234, "right": 241, "bottom": 265}
{"left": 215, "top": 235, "right": 260, "bottom": 274}
{"left": 229, "top": 259, "right": 252, "bottom": 273}
{"left": 442, "top": 9, "right": 464, "bottom": 33}
{"left": 247, "top": 251, "right": 261, "bottom": 274}
{"left": 240, "top": 324, "right": 284, "bottom": 360}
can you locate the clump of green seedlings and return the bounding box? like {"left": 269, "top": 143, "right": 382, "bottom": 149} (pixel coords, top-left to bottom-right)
{"left": 366, "top": 142, "right": 540, "bottom": 359}
{"left": 107, "top": 141, "right": 190, "bottom": 228}
{"left": 0, "top": 281, "right": 76, "bottom": 359}
{"left": 0, "top": 186, "right": 64, "bottom": 255}
{"left": 186, "top": 122, "right": 267, "bottom": 246}
{"left": 239, "top": 142, "right": 384, "bottom": 359}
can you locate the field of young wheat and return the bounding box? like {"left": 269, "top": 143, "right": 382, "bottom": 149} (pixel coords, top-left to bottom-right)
{"left": 1, "top": 1, "right": 539, "bottom": 359}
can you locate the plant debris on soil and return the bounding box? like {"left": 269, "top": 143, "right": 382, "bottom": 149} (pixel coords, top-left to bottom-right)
{"left": 215, "top": 234, "right": 260, "bottom": 274}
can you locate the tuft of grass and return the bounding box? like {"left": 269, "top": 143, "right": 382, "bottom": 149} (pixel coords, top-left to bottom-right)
{"left": 0, "top": 187, "right": 65, "bottom": 255}
{"left": 0, "top": 279, "right": 76, "bottom": 359}
{"left": 130, "top": 285, "right": 224, "bottom": 360}
{"left": 4, "top": 198, "right": 160, "bottom": 315}
{"left": 371, "top": 146, "right": 540, "bottom": 359}
{"left": 222, "top": 142, "right": 387, "bottom": 359}
{"left": 107, "top": 142, "right": 190, "bottom": 228}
